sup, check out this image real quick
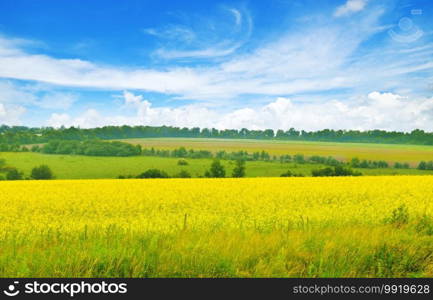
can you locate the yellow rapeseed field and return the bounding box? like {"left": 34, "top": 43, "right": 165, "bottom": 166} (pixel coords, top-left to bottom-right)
{"left": 0, "top": 176, "right": 432, "bottom": 277}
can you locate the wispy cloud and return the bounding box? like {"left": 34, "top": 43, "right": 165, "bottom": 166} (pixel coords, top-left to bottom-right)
{"left": 334, "top": 0, "right": 368, "bottom": 17}
{"left": 1, "top": 1, "right": 433, "bottom": 131}
{"left": 144, "top": 7, "right": 252, "bottom": 59}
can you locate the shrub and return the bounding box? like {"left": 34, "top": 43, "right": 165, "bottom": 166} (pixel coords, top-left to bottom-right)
{"left": 280, "top": 170, "right": 304, "bottom": 177}
{"left": 177, "top": 159, "right": 189, "bottom": 166}
{"left": 312, "top": 166, "right": 362, "bottom": 177}
{"left": 176, "top": 170, "right": 192, "bottom": 178}
{"left": 31, "top": 165, "right": 54, "bottom": 180}
{"left": 117, "top": 175, "right": 135, "bottom": 179}
{"left": 6, "top": 168, "right": 23, "bottom": 180}
{"left": 136, "top": 169, "right": 170, "bottom": 179}
{"left": 280, "top": 170, "right": 293, "bottom": 177}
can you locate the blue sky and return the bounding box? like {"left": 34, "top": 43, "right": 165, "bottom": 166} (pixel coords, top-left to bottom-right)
{"left": 0, "top": 0, "right": 432, "bottom": 131}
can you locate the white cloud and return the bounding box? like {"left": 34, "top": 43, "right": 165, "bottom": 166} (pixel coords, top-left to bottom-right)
{"left": 229, "top": 9, "right": 242, "bottom": 26}
{"left": 143, "top": 26, "right": 197, "bottom": 43}
{"left": 47, "top": 113, "right": 71, "bottom": 128}
{"left": 0, "top": 7, "right": 400, "bottom": 102}
{"left": 334, "top": 0, "right": 368, "bottom": 17}
{"left": 147, "top": 7, "right": 252, "bottom": 60}
{"left": 0, "top": 4, "right": 432, "bottom": 127}
{"left": 47, "top": 91, "right": 433, "bottom": 132}
{"left": 0, "top": 80, "right": 78, "bottom": 126}
{"left": 0, "top": 81, "right": 38, "bottom": 105}
{"left": 154, "top": 42, "right": 244, "bottom": 60}
{"left": 0, "top": 103, "right": 26, "bottom": 125}
{"left": 37, "top": 92, "right": 77, "bottom": 110}
{"left": 1, "top": 7, "right": 429, "bottom": 103}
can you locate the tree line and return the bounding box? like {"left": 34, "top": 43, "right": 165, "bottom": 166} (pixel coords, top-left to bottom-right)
{"left": 119, "top": 159, "right": 246, "bottom": 179}
{"left": 2, "top": 125, "right": 433, "bottom": 145}
{"left": 10, "top": 139, "right": 427, "bottom": 171}
{"left": 34, "top": 140, "right": 414, "bottom": 168}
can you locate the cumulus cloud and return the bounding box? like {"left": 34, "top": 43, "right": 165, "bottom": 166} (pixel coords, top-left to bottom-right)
{"left": 0, "top": 80, "right": 78, "bottom": 124}
{"left": 47, "top": 91, "right": 433, "bottom": 132}
{"left": 334, "top": 0, "right": 368, "bottom": 17}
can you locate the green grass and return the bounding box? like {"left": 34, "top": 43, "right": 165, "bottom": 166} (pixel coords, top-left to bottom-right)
{"left": 1, "top": 225, "right": 432, "bottom": 277}
{"left": 2, "top": 152, "right": 433, "bottom": 179}
{"left": 119, "top": 138, "right": 433, "bottom": 166}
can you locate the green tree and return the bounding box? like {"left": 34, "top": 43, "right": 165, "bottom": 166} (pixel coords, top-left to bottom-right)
{"left": 418, "top": 161, "right": 427, "bottom": 170}
{"left": 205, "top": 159, "right": 225, "bottom": 178}
{"left": 6, "top": 168, "right": 23, "bottom": 180}
{"left": 136, "top": 169, "right": 170, "bottom": 178}
{"left": 232, "top": 159, "right": 246, "bottom": 178}
{"left": 31, "top": 165, "right": 54, "bottom": 180}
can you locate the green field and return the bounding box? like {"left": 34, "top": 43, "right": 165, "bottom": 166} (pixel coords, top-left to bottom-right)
{"left": 119, "top": 138, "right": 433, "bottom": 166}
{"left": 2, "top": 152, "right": 433, "bottom": 179}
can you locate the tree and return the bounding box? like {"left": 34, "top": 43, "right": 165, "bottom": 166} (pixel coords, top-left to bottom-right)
{"left": 6, "top": 168, "right": 23, "bottom": 180}
{"left": 312, "top": 166, "right": 362, "bottom": 177}
{"left": 418, "top": 161, "right": 427, "bottom": 170}
{"left": 136, "top": 169, "right": 170, "bottom": 178}
{"left": 31, "top": 165, "right": 54, "bottom": 180}
{"left": 232, "top": 159, "right": 246, "bottom": 178}
{"left": 205, "top": 159, "right": 225, "bottom": 178}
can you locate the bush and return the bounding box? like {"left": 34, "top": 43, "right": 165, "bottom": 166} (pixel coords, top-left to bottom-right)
{"left": 280, "top": 170, "right": 293, "bottom": 177}
{"left": 177, "top": 159, "right": 189, "bottom": 166}
{"left": 136, "top": 169, "right": 170, "bottom": 179}
{"left": 117, "top": 175, "right": 134, "bottom": 179}
{"left": 176, "top": 170, "right": 192, "bottom": 178}
{"left": 31, "top": 165, "right": 54, "bottom": 180}
{"left": 312, "top": 166, "right": 362, "bottom": 177}
{"left": 6, "top": 168, "right": 23, "bottom": 180}
{"left": 280, "top": 170, "right": 304, "bottom": 177}
{"left": 394, "top": 162, "right": 410, "bottom": 169}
